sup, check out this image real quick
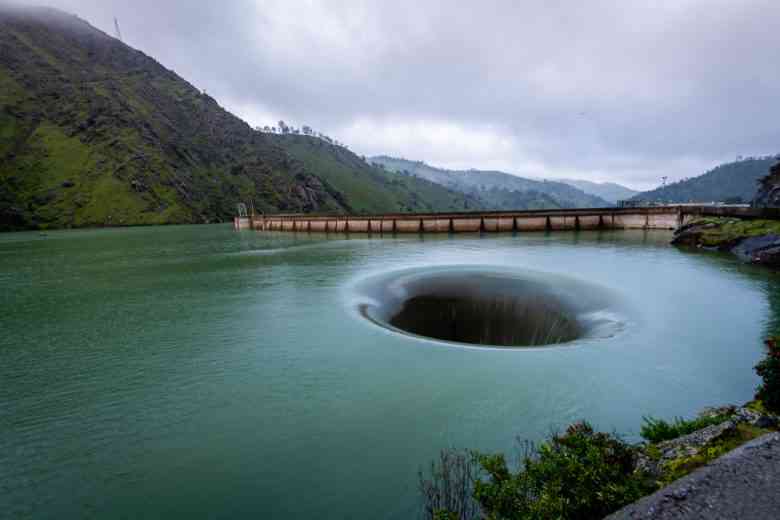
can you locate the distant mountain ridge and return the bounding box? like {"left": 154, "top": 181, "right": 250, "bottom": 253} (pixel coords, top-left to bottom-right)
{"left": 630, "top": 156, "right": 779, "bottom": 204}
{"left": 0, "top": 6, "right": 478, "bottom": 230}
{"left": 551, "top": 178, "right": 639, "bottom": 203}
{"left": 369, "top": 156, "right": 612, "bottom": 209}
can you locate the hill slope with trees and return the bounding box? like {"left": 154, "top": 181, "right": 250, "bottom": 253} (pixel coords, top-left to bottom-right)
{"left": 630, "top": 156, "right": 779, "bottom": 204}
{"left": 370, "top": 156, "right": 611, "bottom": 209}
{"left": 0, "top": 6, "right": 477, "bottom": 230}
{"left": 552, "top": 178, "right": 639, "bottom": 203}
{"left": 268, "top": 134, "right": 483, "bottom": 214}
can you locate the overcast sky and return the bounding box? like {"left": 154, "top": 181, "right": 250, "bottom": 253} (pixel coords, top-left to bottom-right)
{"left": 11, "top": 0, "right": 780, "bottom": 189}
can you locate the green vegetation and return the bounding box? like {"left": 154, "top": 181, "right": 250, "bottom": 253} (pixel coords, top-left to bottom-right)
{"left": 422, "top": 389, "right": 780, "bottom": 519}
{"left": 630, "top": 156, "right": 778, "bottom": 204}
{"left": 640, "top": 414, "right": 731, "bottom": 443}
{"left": 755, "top": 337, "right": 780, "bottom": 412}
{"left": 474, "top": 422, "right": 653, "bottom": 520}
{"left": 421, "top": 422, "right": 653, "bottom": 520}
{"left": 0, "top": 7, "right": 476, "bottom": 231}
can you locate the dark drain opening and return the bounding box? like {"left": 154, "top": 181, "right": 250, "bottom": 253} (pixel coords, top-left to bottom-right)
{"left": 354, "top": 266, "right": 627, "bottom": 349}
{"left": 389, "top": 292, "right": 582, "bottom": 347}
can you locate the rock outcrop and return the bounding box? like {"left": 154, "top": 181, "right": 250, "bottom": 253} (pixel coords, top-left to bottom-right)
{"left": 672, "top": 217, "right": 780, "bottom": 268}
{"left": 636, "top": 405, "right": 778, "bottom": 480}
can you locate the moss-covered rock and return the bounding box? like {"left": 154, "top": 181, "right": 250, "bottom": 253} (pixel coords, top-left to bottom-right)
{"left": 637, "top": 405, "right": 778, "bottom": 486}
{"left": 672, "top": 217, "right": 780, "bottom": 267}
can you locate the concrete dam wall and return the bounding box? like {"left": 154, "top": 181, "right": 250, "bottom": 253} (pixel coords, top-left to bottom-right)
{"left": 234, "top": 205, "right": 780, "bottom": 234}
{"left": 233, "top": 207, "right": 708, "bottom": 233}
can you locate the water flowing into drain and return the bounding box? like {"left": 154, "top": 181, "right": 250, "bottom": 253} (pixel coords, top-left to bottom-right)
{"left": 353, "top": 266, "right": 628, "bottom": 348}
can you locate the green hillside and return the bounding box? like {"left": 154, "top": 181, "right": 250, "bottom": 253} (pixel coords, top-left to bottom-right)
{"left": 0, "top": 7, "right": 475, "bottom": 231}
{"left": 630, "top": 156, "right": 779, "bottom": 204}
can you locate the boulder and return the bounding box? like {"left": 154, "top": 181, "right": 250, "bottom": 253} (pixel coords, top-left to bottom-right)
{"left": 731, "top": 234, "right": 780, "bottom": 262}
{"left": 734, "top": 406, "right": 779, "bottom": 429}
{"left": 730, "top": 234, "right": 780, "bottom": 263}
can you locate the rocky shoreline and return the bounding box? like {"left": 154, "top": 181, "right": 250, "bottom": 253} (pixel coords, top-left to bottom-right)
{"left": 672, "top": 217, "right": 780, "bottom": 267}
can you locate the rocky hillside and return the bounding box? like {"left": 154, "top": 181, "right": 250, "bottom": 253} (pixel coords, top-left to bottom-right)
{"left": 630, "top": 156, "right": 779, "bottom": 205}
{"left": 370, "top": 156, "right": 611, "bottom": 209}
{"left": 0, "top": 6, "right": 475, "bottom": 230}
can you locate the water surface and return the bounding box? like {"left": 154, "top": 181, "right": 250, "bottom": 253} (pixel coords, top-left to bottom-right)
{"left": 1, "top": 225, "right": 776, "bottom": 518}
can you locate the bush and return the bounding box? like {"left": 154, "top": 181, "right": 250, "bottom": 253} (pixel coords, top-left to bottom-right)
{"left": 640, "top": 414, "right": 731, "bottom": 443}
{"left": 421, "top": 422, "right": 653, "bottom": 520}
{"left": 419, "top": 449, "right": 481, "bottom": 520}
{"left": 755, "top": 337, "right": 780, "bottom": 413}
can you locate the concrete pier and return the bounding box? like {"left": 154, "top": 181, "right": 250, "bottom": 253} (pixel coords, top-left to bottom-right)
{"left": 234, "top": 205, "right": 774, "bottom": 234}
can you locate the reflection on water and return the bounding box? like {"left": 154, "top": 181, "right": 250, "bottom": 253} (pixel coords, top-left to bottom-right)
{"left": 0, "top": 225, "right": 778, "bottom": 519}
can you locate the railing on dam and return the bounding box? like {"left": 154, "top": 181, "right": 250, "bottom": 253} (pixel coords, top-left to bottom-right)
{"left": 233, "top": 205, "right": 780, "bottom": 233}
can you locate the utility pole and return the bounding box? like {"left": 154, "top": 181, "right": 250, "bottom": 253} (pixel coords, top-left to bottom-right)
{"left": 114, "top": 17, "right": 123, "bottom": 42}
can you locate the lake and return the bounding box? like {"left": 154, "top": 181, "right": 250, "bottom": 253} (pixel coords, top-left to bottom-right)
{"left": 1, "top": 224, "right": 776, "bottom": 518}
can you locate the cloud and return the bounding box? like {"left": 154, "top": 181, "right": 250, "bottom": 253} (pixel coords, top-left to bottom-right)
{"left": 9, "top": 0, "right": 780, "bottom": 189}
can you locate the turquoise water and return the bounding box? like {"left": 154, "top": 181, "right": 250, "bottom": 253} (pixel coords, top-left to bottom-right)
{"left": 1, "top": 225, "right": 776, "bottom": 518}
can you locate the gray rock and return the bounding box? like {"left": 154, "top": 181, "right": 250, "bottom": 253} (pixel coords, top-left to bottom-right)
{"left": 733, "top": 406, "right": 778, "bottom": 429}
{"left": 730, "top": 234, "right": 780, "bottom": 263}
{"left": 754, "top": 415, "right": 778, "bottom": 429}
{"left": 656, "top": 420, "right": 736, "bottom": 458}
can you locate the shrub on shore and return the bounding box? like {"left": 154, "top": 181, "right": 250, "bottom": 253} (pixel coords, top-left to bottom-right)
{"left": 755, "top": 337, "right": 780, "bottom": 412}
{"left": 420, "top": 422, "right": 653, "bottom": 520}
{"left": 639, "top": 414, "right": 731, "bottom": 443}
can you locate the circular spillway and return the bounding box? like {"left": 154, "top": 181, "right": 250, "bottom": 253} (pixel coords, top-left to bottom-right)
{"left": 354, "top": 266, "right": 629, "bottom": 348}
